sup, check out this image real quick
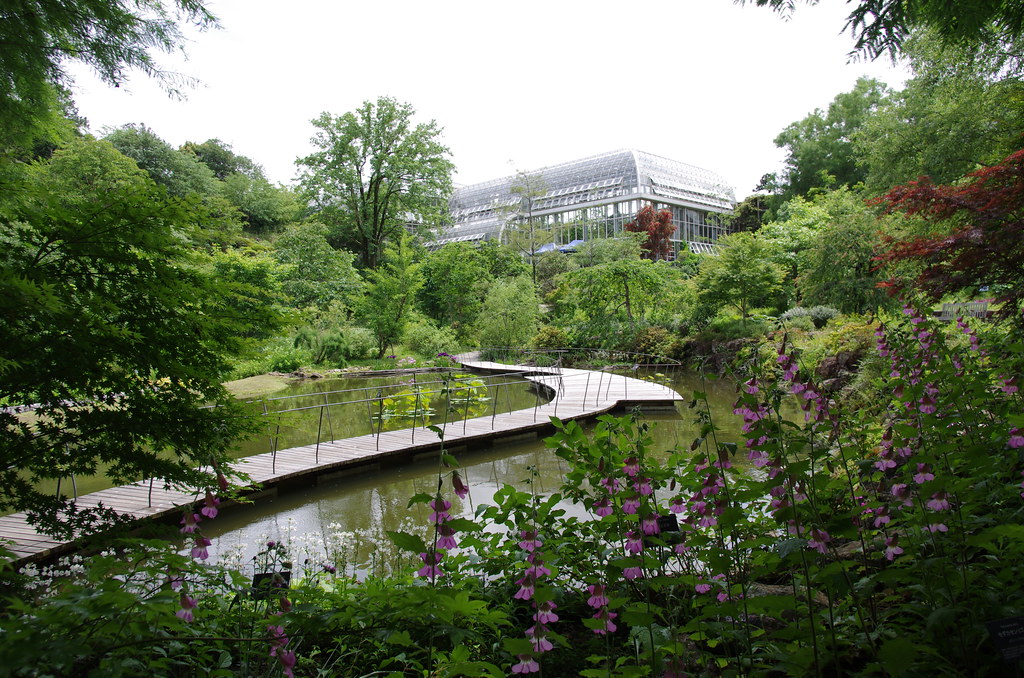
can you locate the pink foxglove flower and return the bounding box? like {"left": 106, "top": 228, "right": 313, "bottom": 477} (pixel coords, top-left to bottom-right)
{"left": 586, "top": 584, "right": 608, "bottom": 608}
{"left": 518, "top": 529, "right": 542, "bottom": 551}
{"left": 179, "top": 510, "right": 201, "bottom": 534}
{"left": 176, "top": 592, "right": 197, "bottom": 622}
{"left": 511, "top": 654, "right": 540, "bottom": 674}
{"left": 623, "top": 566, "right": 643, "bottom": 580}
{"left": 451, "top": 471, "right": 469, "bottom": 499}
{"left": 416, "top": 551, "right": 443, "bottom": 579}
{"left": 593, "top": 497, "right": 613, "bottom": 517}
{"left": 201, "top": 490, "right": 220, "bottom": 519}
{"left": 591, "top": 609, "right": 617, "bottom": 635}
{"left": 191, "top": 536, "right": 211, "bottom": 560}
{"left": 884, "top": 536, "right": 903, "bottom": 561}
{"left": 428, "top": 499, "right": 451, "bottom": 524}
{"left": 625, "top": 530, "right": 643, "bottom": 554}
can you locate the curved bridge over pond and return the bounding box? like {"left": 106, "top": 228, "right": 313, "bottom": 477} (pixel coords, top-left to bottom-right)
{"left": 1, "top": 351, "right": 682, "bottom": 566}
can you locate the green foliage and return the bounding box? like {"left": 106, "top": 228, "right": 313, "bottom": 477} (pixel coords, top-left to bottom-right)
{"left": 0, "top": 137, "right": 262, "bottom": 536}
{"left": 418, "top": 242, "right": 487, "bottom": 332}
{"left": 297, "top": 97, "right": 454, "bottom": 269}
{"left": 572, "top": 233, "right": 645, "bottom": 268}
{"left": 476, "top": 277, "right": 541, "bottom": 349}
{"left": 220, "top": 173, "right": 301, "bottom": 234}
{"left": 0, "top": 0, "right": 215, "bottom": 148}
{"left": 292, "top": 326, "right": 349, "bottom": 367}
{"left": 273, "top": 221, "right": 362, "bottom": 311}
{"left": 746, "top": 0, "right": 1024, "bottom": 60}
{"left": 357, "top": 238, "right": 423, "bottom": 358}
{"left": 859, "top": 29, "right": 1024, "bottom": 194}
{"left": 530, "top": 325, "right": 570, "bottom": 349}
{"left": 694, "top": 232, "right": 787, "bottom": 318}
{"left": 534, "top": 250, "right": 579, "bottom": 298}
{"left": 770, "top": 77, "right": 891, "bottom": 202}
{"left": 780, "top": 305, "right": 840, "bottom": 329}
{"left": 105, "top": 124, "right": 220, "bottom": 199}
{"left": 404, "top": 318, "right": 461, "bottom": 357}
{"left": 208, "top": 249, "right": 289, "bottom": 341}
{"left": 625, "top": 326, "right": 680, "bottom": 359}
{"left": 181, "top": 138, "right": 261, "bottom": 180}
{"left": 560, "top": 259, "right": 671, "bottom": 338}
{"left": 9, "top": 310, "right": 1024, "bottom": 676}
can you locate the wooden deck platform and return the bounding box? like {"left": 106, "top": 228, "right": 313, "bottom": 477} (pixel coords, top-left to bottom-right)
{"left": 1, "top": 360, "right": 681, "bottom": 566}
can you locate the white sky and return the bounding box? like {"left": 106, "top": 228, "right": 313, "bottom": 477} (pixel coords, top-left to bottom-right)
{"left": 67, "top": 0, "right": 911, "bottom": 200}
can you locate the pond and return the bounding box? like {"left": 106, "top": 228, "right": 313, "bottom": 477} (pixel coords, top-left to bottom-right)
{"left": 204, "top": 370, "right": 770, "bottom": 575}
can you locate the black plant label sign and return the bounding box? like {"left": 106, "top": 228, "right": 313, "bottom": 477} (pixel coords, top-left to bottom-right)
{"left": 986, "top": 616, "right": 1024, "bottom": 661}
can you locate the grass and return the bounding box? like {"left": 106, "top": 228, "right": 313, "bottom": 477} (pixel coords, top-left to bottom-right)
{"left": 222, "top": 374, "right": 294, "bottom": 399}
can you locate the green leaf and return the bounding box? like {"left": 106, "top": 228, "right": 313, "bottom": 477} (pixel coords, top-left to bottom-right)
{"left": 386, "top": 530, "right": 427, "bottom": 553}
{"left": 444, "top": 517, "right": 481, "bottom": 532}
{"left": 621, "top": 608, "right": 655, "bottom": 626}
{"left": 502, "top": 637, "right": 534, "bottom": 655}
{"left": 878, "top": 637, "right": 917, "bottom": 675}
{"left": 387, "top": 630, "right": 414, "bottom": 647}
{"left": 407, "top": 493, "right": 434, "bottom": 507}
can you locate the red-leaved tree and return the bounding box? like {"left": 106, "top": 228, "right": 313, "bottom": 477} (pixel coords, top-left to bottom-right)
{"left": 624, "top": 204, "right": 676, "bottom": 261}
{"left": 873, "top": 148, "right": 1024, "bottom": 321}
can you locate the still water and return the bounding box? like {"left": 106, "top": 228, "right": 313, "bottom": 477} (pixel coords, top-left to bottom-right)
{"left": 204, "top": 370, "right": 754, "bottom": 573}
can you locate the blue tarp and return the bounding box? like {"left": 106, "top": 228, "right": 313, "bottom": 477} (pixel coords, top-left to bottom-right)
{"left": 559, "top": 239, "right": 585, "bottom": 253}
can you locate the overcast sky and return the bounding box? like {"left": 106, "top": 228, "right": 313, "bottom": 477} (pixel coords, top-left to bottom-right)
{"left": 67, "top": 0, "right": 911, "bottom": 200}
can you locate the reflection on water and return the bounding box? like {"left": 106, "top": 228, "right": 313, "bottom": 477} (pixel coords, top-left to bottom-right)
{"left": 206, "top": 371, "right": 770, "bottom": 572}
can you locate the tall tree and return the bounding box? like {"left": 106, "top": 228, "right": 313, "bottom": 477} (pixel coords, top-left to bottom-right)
{"left": 694, "top": 232, "right": 787, "bottom": 318}
{"left": 502, "top": 171, "right": 553, "bottom": 285}
{"left": 181, "top": 138, "right": 262, "bottom": 180}
{"left": 0, "top": 137, "right": 263, "bottom": 537}
{"left": 273, "top": 221, "right": 362, "bottom": 311}
{"left": 0, "top": 0, "right": 215, "bottom": 147}
{"left": 858, "top": 30, "right": 1024, "bottom": 193}
{"left": 624, "top": 203, "right": 676, "bottom": 261}
{"left": 418, "top": 242, "right": 487, "bottom": 332}
{"left": 357, "top": 238, "right": 423, "bottom": 357}
{"left": 297, "top": 97, "right": 454, "bottom": 269}
{"left": 105, "top": 124, "right": 218, "bottom": 198}
{"left": 771, "top": 77, "right": 891, "bottom": 202}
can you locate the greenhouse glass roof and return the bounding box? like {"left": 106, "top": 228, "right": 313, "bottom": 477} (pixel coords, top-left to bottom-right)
{"left": 441, "top": 149, "right": 735, "bottom": 245}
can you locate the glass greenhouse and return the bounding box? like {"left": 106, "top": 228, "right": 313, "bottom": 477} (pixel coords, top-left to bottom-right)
{"left": 436, "top": 149, "right": 736, "bottom": 257}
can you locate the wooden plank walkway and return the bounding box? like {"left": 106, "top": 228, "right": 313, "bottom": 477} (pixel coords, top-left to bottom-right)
{"left": 1, "top": 360, "right": 681, "bottom": 566}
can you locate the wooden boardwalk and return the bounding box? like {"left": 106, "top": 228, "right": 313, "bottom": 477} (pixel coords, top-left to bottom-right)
{"left": 0, "top": 360, "right": 681, "bottom": 566}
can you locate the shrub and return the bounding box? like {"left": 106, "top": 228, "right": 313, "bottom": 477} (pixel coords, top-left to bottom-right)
{"left": 782, "top": 314, "right": 816, "bottom": 332}
{"left": 530, "top": 325, "right": 569, "bottom": 349}
{"left": 780, "top": 305, "right": 839, "bottom": 329}
{"left": 404, "top": 319, "right": 461, "bottom": 357}
{"left": 625, "top": 325, "right": 679, "bottom": 360}
{"left": 808, "top": 304, "right": 840, "bottom": 328}
{"left": 343, "top": 327, "right": 377, "bottom": 361}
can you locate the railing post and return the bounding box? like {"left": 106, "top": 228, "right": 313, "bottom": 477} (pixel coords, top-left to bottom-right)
{"left": 490, "top": 378, "right": 499, "bottom": 428}
{"left": 462, "top": 376, "right": 471, "bottom": 434}
{"left": 324, "top": 392, "right": 335, "bottom": 442}
{"left": 366, "top": 393, "right": 374, "bottom": 438}
{"left": 272, "top": 415, "right": 281, "bottom": 474}
{"left": 376, "top": 389, "right": 384, "bottom": 451}
{"left": 315, "top": 405, "right": 324, "bottom": 464}
{"left": 411, "top": 372, "right": 419, "bottom": 445}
